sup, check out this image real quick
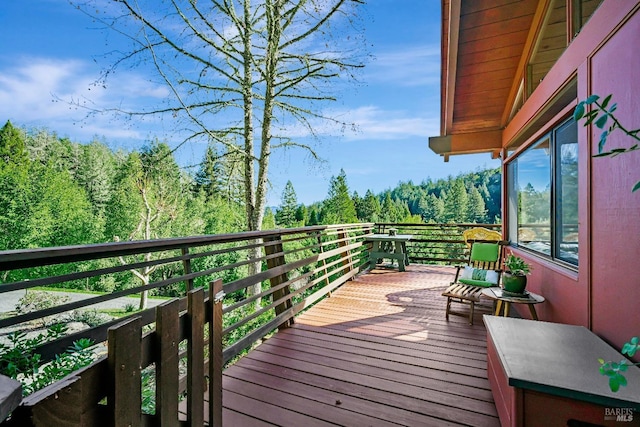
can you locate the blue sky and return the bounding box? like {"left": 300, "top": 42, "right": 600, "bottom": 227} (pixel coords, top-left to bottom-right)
{"left": 0, "top": 0, "right": 500, "bottom": 205}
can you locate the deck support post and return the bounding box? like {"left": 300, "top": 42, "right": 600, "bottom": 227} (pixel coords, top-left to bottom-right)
{"left": 315, "top": 232, "right": 331, "bottom": 295}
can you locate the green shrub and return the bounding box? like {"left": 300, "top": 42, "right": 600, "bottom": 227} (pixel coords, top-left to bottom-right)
{"left": 15, "top": 291, "right": 70, "bottom": 315}
{"left": 123, "top": 303, "right": 137, "bottom": 313}
{"left": 15, "top": 291, "right": 71, "bottom": 327}
{"left": 0, "top": 324, "right": 97, "bottom": 396}
{"left": 0, "top": 324, "right": 66, "bottom": 379}
{"left": 68, "top": 309, "right": 112, "bottom": 327}
{"left": 23, "top": 338, "right": 96, "bottom": 395}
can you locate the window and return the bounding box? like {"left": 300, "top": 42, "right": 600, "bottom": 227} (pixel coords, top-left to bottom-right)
{"left": 527, "top": 0, "right": 567, "bottom": 97}
{"left": 572, "top": 0, "right": 604, "bottom": 38}
{"left": 507, "top": 118, "right": 578, "bottom": 266}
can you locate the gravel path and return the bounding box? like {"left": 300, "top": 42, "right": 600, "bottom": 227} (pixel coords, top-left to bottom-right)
{"left": 0, "top": 289, "right": 165, "bottom": 315}
{"left": 0, "top": 290, "right": 167, "bottom": 344}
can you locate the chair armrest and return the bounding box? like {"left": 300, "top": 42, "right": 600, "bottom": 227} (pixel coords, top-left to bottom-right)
{"left": 453, "top": 265, "right": 463, "bottom": 282}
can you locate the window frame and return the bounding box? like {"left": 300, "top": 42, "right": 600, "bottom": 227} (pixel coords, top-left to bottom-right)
{"left": 506, "top": 116, "right": 579, "bottom": 269}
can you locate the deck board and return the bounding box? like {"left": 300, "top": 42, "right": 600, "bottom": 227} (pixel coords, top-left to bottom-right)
{"left": 181, "top": 265, "right": 500, "bottom": 426}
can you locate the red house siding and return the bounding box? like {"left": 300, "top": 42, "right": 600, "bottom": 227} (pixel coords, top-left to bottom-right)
{"left": 504, "top": 1, "right": 640, "bottom": 354}
{"left": 589, "top": 9, "right": 640, "bottom": 350}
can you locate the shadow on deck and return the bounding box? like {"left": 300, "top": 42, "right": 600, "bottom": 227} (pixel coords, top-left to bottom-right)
{"left": 193, "top": 265, "right": 499, "bottom": 426}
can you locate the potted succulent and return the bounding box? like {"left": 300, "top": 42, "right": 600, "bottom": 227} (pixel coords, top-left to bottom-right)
{"left": 502, "top": 254, "right": 531, "bottom": 295}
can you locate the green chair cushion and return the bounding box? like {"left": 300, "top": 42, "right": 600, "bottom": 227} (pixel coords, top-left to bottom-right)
{"left": 459, "top": 278, "right": 495, "bottom": 287}
{"left": 470, "top": 242, "right": 499, "bottom": 262}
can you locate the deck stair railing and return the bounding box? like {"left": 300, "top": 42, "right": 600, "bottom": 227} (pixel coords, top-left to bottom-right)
{"left": 0, "top": 222, "right": 499, "bottom": 426}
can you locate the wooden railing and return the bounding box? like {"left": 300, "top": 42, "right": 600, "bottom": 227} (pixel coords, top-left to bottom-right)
{"left": 0, "top": 223, "right": 374, "bottom": 426}
{"left": 7, "top": 283, "right": 224, "bottom": 427}
{"left": 0, "top": 224, "right": 373, "bottom": 363}
{"left": 374, "top": 223, "right": 501, "bottom": 264}
{"left": 0, "top": 222, "right": 500, "bottom": 426}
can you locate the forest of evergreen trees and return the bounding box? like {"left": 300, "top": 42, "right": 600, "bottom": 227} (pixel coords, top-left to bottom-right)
{"left": 0, "top": 120, "right": 502, "bottom": 255}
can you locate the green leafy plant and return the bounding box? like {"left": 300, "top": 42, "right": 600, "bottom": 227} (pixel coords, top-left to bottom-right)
{"left": 574, "top": 94, "right": 640, "bottom": 192}
{"left": 598, "top": 337, "right": 640, "bottom": 392}
{"left": 141, "top": 365, "right": 156, "bottom": 415}
{"left": 23, "top": 338, "right": 96, "bottom": 395}
{"left": 0, "top": 324, "right": 97, "bottom": 396}
{"left": 0, "top": 324, "right": 66, "bottom": 379}
{"left": 123, "top": 303, "right": 137, "bottom": 313}
{"left": 503, "top": 254, "right": 531, "bottom": 276}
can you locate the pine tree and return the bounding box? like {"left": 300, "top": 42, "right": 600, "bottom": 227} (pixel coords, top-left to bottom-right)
{"left": 307, "top": 205, "right": 321, "bottom": 226}
{"left": 322, "top": 169, "right": 357, "bottom": 224}
{"left": 467, "top": 186, "right": 487, "bottom": 223}
{"left": 357, "top": 190, "right": 382, "bottom": 222}
{"left": 194, "top": 145, "right": 222, "bottom": 199}
{"left": 0, "top": 121, "right": 31, "bottom": 250}
{"left": 443, "top": 179, "right": 469, "bottom": 223}
{"left": 0, "top": 121, "right": 28, "bottom": 166}
{"left": 379, "top": 192, "right": 396, "bottom": 223}
{"left": 352, "top": 191, "right": 364, "bottom": 220}
{"left": 275, "top": 181, "right": 298, "bottom": 228}
{"left": 295, "top": 204, "right": 307, "bottom": 224}
{"left": 420, "top": 193, "right": 445, "bottom": 223}
{"left": 76, "top": 140, "right": 116, "bottom": 217}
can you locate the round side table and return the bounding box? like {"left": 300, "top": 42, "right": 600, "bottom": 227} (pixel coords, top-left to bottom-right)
{"left": 481, "top": 287, "right": 545, "bottom": 320}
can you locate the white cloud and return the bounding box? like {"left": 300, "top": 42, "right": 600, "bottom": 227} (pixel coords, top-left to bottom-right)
{"left": 366, "top": 45, "right": 440, "bottom": 87}
{"left": 339, "top": 105, "right": 439, "bottom": 140}
{"left": 0, "top": 57, "right": 170, "bottom": 142}
{"left": 0, "top": 52, "right": 439, "bottom": 148}
{"left": 0, "top": 59, "right": 89, "bottom": 122}
{"left": 279, "top": 105, "right": 439, "bottom": 142}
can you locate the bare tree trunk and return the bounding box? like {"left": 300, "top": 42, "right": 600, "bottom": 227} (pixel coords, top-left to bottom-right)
{"left": 75, "top": 0, "right": 366, "bottom": 307}
{"left": 126, "top": 185, "right": 157, "bottom": 310}
{"left": 138, "top": 269, "right": 150, "bottom": 310}
{"left": 241, "top": 0, "right": 263, "bottom": 304}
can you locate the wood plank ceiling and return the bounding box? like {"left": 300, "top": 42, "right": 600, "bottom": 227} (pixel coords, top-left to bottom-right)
{"left": 431, "top": 0, "right": 540, "bottom": 159}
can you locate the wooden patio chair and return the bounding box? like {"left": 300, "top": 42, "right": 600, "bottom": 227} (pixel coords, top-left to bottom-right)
{"left": 442, "top": 228, "right": 507, "bottom": 325}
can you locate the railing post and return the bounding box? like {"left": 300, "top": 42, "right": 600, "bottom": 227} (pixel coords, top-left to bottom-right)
{"left": 187, "top": 288, "right": 205, "bottom": 427}
{"left": 209, "top": 279, "right": 224, "bottom": 427}
{"left": 182, "top": 247, "right": 194, "bottom": 292}
{"left": 337, "top": 228, "right": 353, "bottom": 276}
{"left": 264, "top": 235, "right": 293, "bottom": 329}
{"left": 108, "top": 317, "right": 142, "bottom": 427}
{"left": 155, "top": 299, "right": 180, "bottom": 427}
{"left": 315, "top": 232, "right": 330, "bottom": 295}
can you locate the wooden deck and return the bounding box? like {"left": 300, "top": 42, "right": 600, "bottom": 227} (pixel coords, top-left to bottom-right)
{"left": 189, "top": 264, "right": 499, "bottom": 426}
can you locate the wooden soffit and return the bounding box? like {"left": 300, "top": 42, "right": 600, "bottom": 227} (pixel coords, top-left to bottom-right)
{"left": 433, "top": 0, "right": 541, "bottom": 158}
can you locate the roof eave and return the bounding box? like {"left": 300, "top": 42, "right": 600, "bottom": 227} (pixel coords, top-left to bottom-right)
{"left": 429, "top": 130, "right": 503, "bottom": 161}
